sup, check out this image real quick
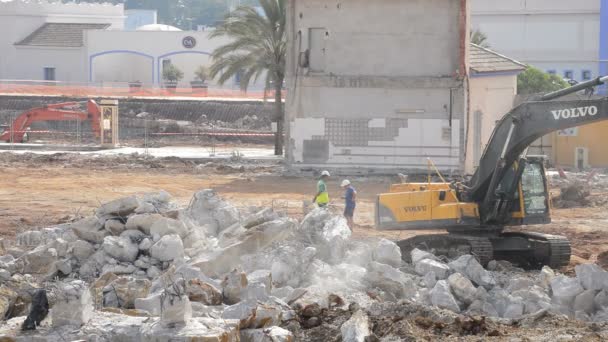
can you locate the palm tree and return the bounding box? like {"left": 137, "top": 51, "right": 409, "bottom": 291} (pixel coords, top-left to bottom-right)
{"left": 209, "top": 0, "right": 286, "bottom": 155}
{"left": 471, "top": 29, "right": 490, "bottom": 48}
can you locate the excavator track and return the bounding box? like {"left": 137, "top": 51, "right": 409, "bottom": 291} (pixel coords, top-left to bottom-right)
{"left": 397, "top": 234, "right": 494, "bottom": 266}
{"left": 498, "top": 232, "right": 571, "bottom": 269}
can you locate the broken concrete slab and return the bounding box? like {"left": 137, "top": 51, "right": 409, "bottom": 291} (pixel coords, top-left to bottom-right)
{"left": 222, "top": 268, "right": 248, "bottom": 305}
{"left": 448, "top": 255, "right": 496, "bottom": 288}
{"left": 149, "top": 217, "right": 189, "bottom": 239}
{"left": 430, "top": 280, "right": 460, "bottom": 313}
{"left": 447, "top": 273, "right": 476, "bottom": 305}
{"left": 52, "top": 280, "right": 94, "bottom": 327}
{"left": 186, "top": 279, "right": 222, "bottom": 306}
{"left": 340, "top": 310, "right": 371, "bottom": 342}
{"left": 372, "top": 239, "right": 402, "bottom": 268}
{"left": 415, "top": 259, "right": 450, "bottom": 280}
{"left": 575, "top": 263, "right": 608, "bottom": 291}
{"left": 102, "top": 277, "right": 151, "bottom": 309}
{"left": 149, "top": 234, "right": 184, "bottom": 262}
{"left": 240, "top": 326, "right": 294, "bottom": 342}
{"left": 102, "top": 236, "right": 139, "bottom": 263}
{"left": 367, "top": 261, "right": 417, "bottom": 299}
{"left": 125, "top": 213, "right": 163, "bottom": 235}
{"left": 70, "top": 216, "right": 109, "bottom": 244}
{"left": 96, "top": 196, "right": 140, "bottom": 218}
{"left": 193, "top": 218, "right": 296, "bottom": 277}
{"left": 573, "top": 289, "right": 598, "bottom": 315}
{"left": 104, "top": 219, "right": 126, "bottom": 236}
{"left": 140, "top": 317, "right": 240, "bottom": 341}
{"left": 551, "top": 275, "right": 585, "bottom": 305}
{"left": 411, "top": 248, "right": 439, "bottom": 265}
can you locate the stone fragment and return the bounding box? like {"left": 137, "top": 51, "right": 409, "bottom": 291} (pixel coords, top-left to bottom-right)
{"left": 430, "top": 280, "right": 460, "bottom": 313}
{"left": 573, "top": 289, "right": 598, "bottom": 314}
{"left": 448, "top": 255, "right": 496, "bottom": 288}
{"left": 411, "top": 248, "right": 439, "bottom": 264}
{"left": 20, "top": 245, "right": 58, "bottom": 276}
{"left": 594, "top": 290, "right": 608, "bottom": 310}
{"left": 551, "top": 275, "right": 584, "bottom": 305}
{"left": 367, "top": 261, "right": 417, "bottom": 299}
{"left": 161, "top": 293, "right": 192, "bottom": 327}
{"left": 71, "top": 240, "right": 95, "bottom": 263}
{"left": 140, "top": 317, "right": 240, "bottom": 341}
{"left": 240, "top": 326, "right": 294, "bottom": 342}
{"left": 575, "top": 264, "right": 608, "bottom": 290}
{"left": 193, "top": 218, "right": 296, "bottom": 277}
{"left": 16, "top": 231, "right": 43, "bottom": 247}
{"left": 102, "top": 236, "right": 139, "bottom": 263}
{"left": 539, "top": 266, "right": 555, "bottom": 289}
{"left": 104, "top": 219, "right": 126, "bottom": 235}
{"left": 186, "top": 279, "right": 223, "bottom": 305}
{"left": 0, "top": 269, "right": 11, "bottom": 282}
{"left": 0, "top": 286, "right": 18, "bottom": 319}
{"left": 135, "top": 293, "right": 162, "bottom": 316}
{"left": 340, "top": 310, "right": 371, "bottom": 342}
{"left": 447, "top": 273, "right": 477, "bottom": 304}
{"left": 575, "top": 310, "right": 591, "bottom": 322}
{"left": 507, "top": 277, "right": 535, "bottom": 293}
{"left": 423, "top": 271, "right": 437, "bottom": 289}
{"left": 297, "top": 209, "right": 351, "bottom": 263}
{"left": 125, "top": 214, "right": 163, "bottom": 235}
{"left": 222, "top": 300, "right": 257, "bottom": 329}
{"left": 102, "top": 277, "right": 151, "bottom": 309}
{"left": 415, "top": 259, "right": 450, "bottom": 279}
{"left": 503, "top": 301, "right": 525, "bottom": 319}
{"left": 372, "top": 239, "right": 402, "bottom": 267}
{"left": 102, "top": 264, "right": 137, "bottom": 275}
{"left": 52, "top": 280, "right": 93, "bottom": 327}
{"left": 96, "top": 195, "right": 140, "bottom": 217}
{"left": 149, "top": 234, "right": 184, "bottom": 262}
{"left": 55, "top": 259, "right": 72, "bottom": 275}
{"left": 248, "top": 270, "right": 273, "bottom": 293}
{"left": 222, "top": 268, "right": 248, "bottom": 305}
{"left": 70, "top": 216, "right": 108, "bottom": 244}
{"left": 242, "top": 207, "right": 278, "bottom": 229}
{"left": 147, "top": 266, "right": 161, "bottom": 279}
{"left": 188, "top": 189, "right": 241, "bottom": 235}
{"left": 467, "top": 300, "right": 498, "bottom": 317}
{"left": 138, "top": 238, "right": 153, "bottom": 251}
{"left": 150, "top": 218, "right": 189, "bottom": 239}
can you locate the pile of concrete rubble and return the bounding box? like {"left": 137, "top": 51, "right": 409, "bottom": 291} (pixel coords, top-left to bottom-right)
{"left": 1, "top": 190, "right": 608, "bottom": 341}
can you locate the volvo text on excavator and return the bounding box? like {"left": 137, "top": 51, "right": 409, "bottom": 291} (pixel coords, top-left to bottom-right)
{"left": 376, "top": 76, "right": 608, "bottom": 269}
{"left": 0, "top": 100, "right": 101, "bottom": 143}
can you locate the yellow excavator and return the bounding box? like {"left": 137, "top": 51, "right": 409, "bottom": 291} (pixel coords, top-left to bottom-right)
{"left": 376, "top": 76, "right": 608, "bottom": 268}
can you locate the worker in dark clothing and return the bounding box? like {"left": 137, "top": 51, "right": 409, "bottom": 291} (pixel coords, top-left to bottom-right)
{"left": 341, "top": 179, "right": 356, "bottom": 230}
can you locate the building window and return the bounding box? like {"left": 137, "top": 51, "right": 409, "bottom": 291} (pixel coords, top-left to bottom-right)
{"left": 547, "top": 70, "right": 556, "bottom": 75}
{"left": 582, "top": 70, "right": 592, "bottom": 80}
{"left": 43, "top": 67, "right": 56, "bottom": 81}
{"left": 162, "top": 59, "right": 171, "bottom": 69}
{"left": 564, "top": 70, "right": 573, "bottom": 80}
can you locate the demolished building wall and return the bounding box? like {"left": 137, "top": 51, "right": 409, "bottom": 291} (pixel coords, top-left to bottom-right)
{"left": 285, "top": 0, "right": 469, "bottom": 172}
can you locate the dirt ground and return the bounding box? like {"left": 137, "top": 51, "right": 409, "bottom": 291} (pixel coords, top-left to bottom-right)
{"left": 1, "top": 152, "right": 608, "bottom": 270}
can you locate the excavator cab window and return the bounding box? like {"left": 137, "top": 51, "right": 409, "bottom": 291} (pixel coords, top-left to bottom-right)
{"left": 521, "top": 161, "right": 548, "bottom": 216}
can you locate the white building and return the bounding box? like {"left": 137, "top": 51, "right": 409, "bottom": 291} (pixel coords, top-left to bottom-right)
{"left": 0, "top": 0, "right": 260, "bottom": 89}
{"left": 472, "top": 0, "right": 602, "bottom": 82}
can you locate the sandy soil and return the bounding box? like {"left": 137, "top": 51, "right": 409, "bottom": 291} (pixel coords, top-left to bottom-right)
{"left": 1, "top": 154, "right": 607, "bottom": 269}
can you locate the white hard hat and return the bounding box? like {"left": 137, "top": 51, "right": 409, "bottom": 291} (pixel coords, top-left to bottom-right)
{"left": 341, "top": 179, "right": 351, "bottom": 187}
{"left": 321, "top": 170, "right": 331, "bottom": 177}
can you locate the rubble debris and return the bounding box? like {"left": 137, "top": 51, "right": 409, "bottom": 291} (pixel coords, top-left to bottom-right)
{"left": 340, "top": 310, "right": 371, "bottom": 342}
{"left": 3, "top": 189, "right": 608, "bottom": 341}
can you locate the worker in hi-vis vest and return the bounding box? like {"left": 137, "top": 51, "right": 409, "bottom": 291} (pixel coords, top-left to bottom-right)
{"left": 313, "top": 170, "right": 330, "bottom": 207}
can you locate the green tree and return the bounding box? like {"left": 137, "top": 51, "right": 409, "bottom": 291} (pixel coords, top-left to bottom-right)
{"left": 517, "top": 67, "right": 568, "bottom": 95}
{"left": 471, "top": 29, "right": 490, "bottom": 48}
{"left": 209, "top": 0, "right": 286, "bottom": 155}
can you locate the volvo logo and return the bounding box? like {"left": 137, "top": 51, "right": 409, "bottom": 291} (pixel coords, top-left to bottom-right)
{"left": 182, "top": 36, "right": 196, "bottom": 49}
{"left": 551, "top": 106, "right": 598, "bottom": 120}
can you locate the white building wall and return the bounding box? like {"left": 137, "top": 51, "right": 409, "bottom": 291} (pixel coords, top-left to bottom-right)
{"left": 466, "top": 74, "right": 518, "bottom": 174}
{"left": 472, "top": 0, "right": 600, "bottom": 80}
{"left": 86, "top": 30, "right": 264, "bottom": 89}
{"left": 286, "top": 0, "right": 468, "bottom": 172}
{"left": 0, "top": 1, "right": 124, "bottom": 81}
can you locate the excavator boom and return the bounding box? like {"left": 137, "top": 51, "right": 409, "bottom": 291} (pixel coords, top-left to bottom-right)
{"left": 0, "top": 100, "right": 101, "bottom": 143}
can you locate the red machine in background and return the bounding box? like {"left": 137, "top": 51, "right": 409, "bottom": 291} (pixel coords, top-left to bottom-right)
{"left": 0, "top": 100, "right": 101, "bottom": 143}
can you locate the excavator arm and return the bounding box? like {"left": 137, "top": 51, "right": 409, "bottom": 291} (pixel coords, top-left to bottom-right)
{"left": 0, "top": 100, "right": 101, "bottom": 143}
{"left": 467, "top": 76, "right": 608, "bottom": 224}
